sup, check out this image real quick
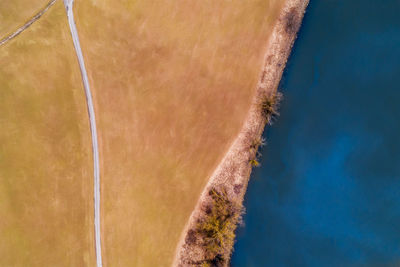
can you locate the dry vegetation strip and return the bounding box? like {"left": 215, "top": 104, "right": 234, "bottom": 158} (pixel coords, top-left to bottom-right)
{"left": 176, "top": 92, "right": 282, "bottom": 267}
{"left": 0, "top": 1, "right": 95, "bottom": 266}
{"left": 183, "top": 93, "right": 282, "bottom": 266}
{"left": 73, "top": 0, "right": 285, "bottom": 265}
{"left": 175, "top": 0, "right": 309, "bottom": 266}
{"left": 183, "top": 186, "right": 244, "bottom": 267}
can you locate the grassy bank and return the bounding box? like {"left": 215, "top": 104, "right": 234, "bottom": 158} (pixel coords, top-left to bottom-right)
{"left": 174, "top": 0, "right": 309, "bottom": 265}
{"left": 178, "top": 92, "right": 282, "bottom": 267}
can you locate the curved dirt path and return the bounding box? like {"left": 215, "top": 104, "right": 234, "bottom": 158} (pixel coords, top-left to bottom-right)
{"left": 0, "top": 0, "right": 57, "bottom": 47}
{"left": 63, "top": 1, "right": 103, "bottom": 266}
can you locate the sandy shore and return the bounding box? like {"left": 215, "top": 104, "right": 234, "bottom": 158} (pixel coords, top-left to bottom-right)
{"left": 173, "top": 0, "right": 310, "bottom": 266}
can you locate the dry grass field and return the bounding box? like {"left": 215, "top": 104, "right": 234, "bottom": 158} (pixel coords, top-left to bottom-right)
{"left": 1, "top": 0, "right": 287, "bottom": 265}
{"left": 0, "top": 0, "right": 48, "bottom": 38}
{"left": 0, "top": 1, "right": 95, "bottom": 266}
{"left": 73, "top": 0, "right": 284, "bottom": 266}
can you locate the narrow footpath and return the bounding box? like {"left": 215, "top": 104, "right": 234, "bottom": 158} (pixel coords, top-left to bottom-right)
{"left": 63, "top": 1, "right": 103, "bottom": 266}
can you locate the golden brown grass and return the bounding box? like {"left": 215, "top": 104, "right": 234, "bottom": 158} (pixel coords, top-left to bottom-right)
{"left": 73, "top": 0, "right": 285, "bottom": 265}
{"left": 0, "top": 0, "right": 48, "bottom": 38}
{"left": 0, "top": 1, "right": 95, "bottom": 266}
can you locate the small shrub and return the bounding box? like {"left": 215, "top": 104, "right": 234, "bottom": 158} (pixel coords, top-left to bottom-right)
{"left": 186, "top": 229, "right": 197, "bottom": 245}
{"left": 233, "top": 184, "right": 243, "bottom": 194}
{"left": 260, "top": 91, "right": 282, "bottom": 125}
{"left": 284, "top": 7, "right": 300, "bottom": 34}
{"left": 250, "top": 137, "right": 266, "bottom": 151}
{"left": 249, "top": 137, "right": 264, "bottom": 168}
{"left": 249, "top": 159, "right": 260, "bottom": 167}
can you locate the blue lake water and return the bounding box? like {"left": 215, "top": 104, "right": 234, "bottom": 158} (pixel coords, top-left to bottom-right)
{"left": 232, "top": 0, "right": 400, "bottom": 266}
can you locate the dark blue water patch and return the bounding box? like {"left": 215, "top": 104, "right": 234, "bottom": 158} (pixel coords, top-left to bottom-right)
{"left": 232, "top": 0, "right": 400, "bottom": 266}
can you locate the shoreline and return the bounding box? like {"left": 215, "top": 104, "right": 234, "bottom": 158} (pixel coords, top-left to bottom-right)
{"left": 173, "top": 0, "right": 309, "bottom": 266}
